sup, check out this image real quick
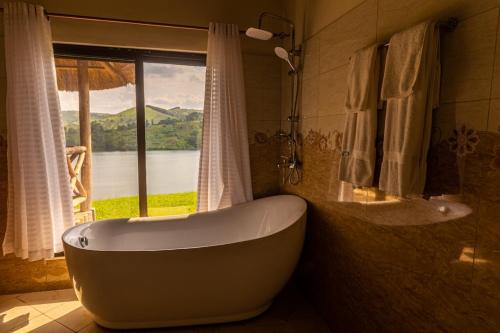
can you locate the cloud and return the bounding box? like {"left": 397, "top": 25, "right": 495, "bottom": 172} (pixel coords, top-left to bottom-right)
{"left": 144, "top": 64, "right": 185, "bottom": 78}
{"left": 189, "top": 74, "right": 204, "bottom": 83}
{"left": 151, "top": 98, "right": 169, "bottom": 105}
{"left": 59, "top": 64, "right": 206, "bottom": 113}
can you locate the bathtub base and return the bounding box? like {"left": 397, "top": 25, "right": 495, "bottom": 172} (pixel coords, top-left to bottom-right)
{"left": 92, "top": 302, "right": 273, "bottom": 329}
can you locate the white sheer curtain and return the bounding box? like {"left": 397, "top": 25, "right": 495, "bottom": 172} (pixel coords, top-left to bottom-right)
{"left": 2, "top": 2, "right": 74, "bottom": 260}
{"left": 197, "top": 22, "right": 253, "bottom": 212}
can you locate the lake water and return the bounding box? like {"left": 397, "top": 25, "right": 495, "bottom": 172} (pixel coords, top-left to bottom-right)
{"left": 92, "top": 150, "right": 200, "bottom": 200}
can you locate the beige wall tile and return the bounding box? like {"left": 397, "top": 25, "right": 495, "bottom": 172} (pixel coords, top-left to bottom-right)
{"left": 243, "top": 54, "right": 281, "bottom": 89}
{"left": 244, "top": 54, "right": 282, "bottom": 122}
{"left": 299, "top": 117, "right": 318, "bottom": 136}
{"left": 0, "top": 77, "right": 6, "bottom": 137}
{"left": 490, "top": 14, "right": 500, "bottom": 99}
{"left": 0, "top": 36, "right": 5, "bottom": 79}
{"left": 441, "top": 8, "right": 498, "bottom": 103}
{"left": 303, "top": 0, "right": 366, "bottom": 39}
{"left": 488, "top": 99, "right": 500, "bottom": 133}
{"left": 281, "top": 69, "right": 293, "bottom": 121}
{"left": 44, "top": 259, "right": 70, "bottom": 285}
{"left": 377, "top": 0, "right": 500, "bottom": 41}
{"left": 300, "top": 77, "right": 319, "bottom": 119}
{"left": 434, "top": 101, "right": 490, "bottom": 141}
{"left": 318, "top": 0, "right": 377, "bottom": 74}
{"left": 316, "top": 114, "right": 346, "bottom": 137}
{"left": 301, "top": 35, "right": 320, "bottom": 81}
{"left": 318, "top": 65, "right": 348, "bottom": 117}
{"left": 246, "top": 86, "right": 282, "bottom": 122}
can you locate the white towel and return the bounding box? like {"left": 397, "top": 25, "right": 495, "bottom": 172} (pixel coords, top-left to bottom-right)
{"left": 345, "top": 44, "right": 379, "bottom": 112}
{"left": 338, "top": 44, "right": 380, "bottom": 187}
{"left": 381, "top": 21, "right": 431, "bottom": 99}
{"left": 379, "top": 21, "right": 440, "bottom": 197}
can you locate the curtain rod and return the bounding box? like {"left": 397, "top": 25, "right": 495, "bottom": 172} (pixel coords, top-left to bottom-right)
{"left": 0, "top": 7, "right": 247, "bottom": 34}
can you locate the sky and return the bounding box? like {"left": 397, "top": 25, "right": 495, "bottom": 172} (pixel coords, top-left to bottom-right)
{"left": 58, "top": 62, "right": 206, "bottom": 114}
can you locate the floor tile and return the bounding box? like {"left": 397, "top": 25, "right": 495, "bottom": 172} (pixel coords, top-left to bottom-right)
{"left": 45, "top": 302, "right": 92, "bottom": 332}
{"left": 0, "top": 298, "right": 43, "bottom": 333}
{"left": 16, "top": 289, "right": 76, "bottom": 314}
{"left": 1, "top": 286, "right": 331, "bottom": 333}
{"left": 13, "top": 314, "right": 73, "bottom": 333}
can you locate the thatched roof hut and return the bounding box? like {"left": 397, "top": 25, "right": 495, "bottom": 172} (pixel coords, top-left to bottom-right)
{"left": 55, "top": 58, "right": 135, "bottom": 91}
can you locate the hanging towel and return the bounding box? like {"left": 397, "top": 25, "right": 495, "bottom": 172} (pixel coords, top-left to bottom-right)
{"left": 381, "top": 22, "right": 430, "bottom": 99}
{"left": 345, "top": 44, "right": 380, "bottom": 112}
{"left": 379, "top": 21, "right": 440, "bottom": 197}
{"left": 338, "top": 44, "right": 380, "bottom": 188}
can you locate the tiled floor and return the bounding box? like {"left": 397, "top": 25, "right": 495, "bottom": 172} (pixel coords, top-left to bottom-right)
{"left": 0, "top": 285, "right": 330, "bottom": 332}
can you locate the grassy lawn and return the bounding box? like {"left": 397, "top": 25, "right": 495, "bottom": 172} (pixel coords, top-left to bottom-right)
{"left": 92, "top": 192, "right": 197, "bottom": 220}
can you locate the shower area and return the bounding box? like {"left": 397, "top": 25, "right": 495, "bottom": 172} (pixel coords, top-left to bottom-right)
{"left": 246, "top": 13, "right": 302, "bottom": 185}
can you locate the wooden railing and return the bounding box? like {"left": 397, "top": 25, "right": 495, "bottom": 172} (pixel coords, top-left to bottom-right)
{"left": 65, "top": 146, "right": 87, "bottom": 207}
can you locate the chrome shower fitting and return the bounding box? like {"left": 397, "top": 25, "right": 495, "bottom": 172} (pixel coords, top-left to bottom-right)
{"left": 246, "top": 12, "right": 302, "bottom": 185}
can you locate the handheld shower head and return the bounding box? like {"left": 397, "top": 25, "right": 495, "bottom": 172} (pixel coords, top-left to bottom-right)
{"left": 245, "top": 27, "right": 273, "bottom": 40}
{"left": 274, "top": 47, "right": 296, "bottom": 72}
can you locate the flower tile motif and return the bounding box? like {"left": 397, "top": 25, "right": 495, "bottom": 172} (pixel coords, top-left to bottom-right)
{"left": 251, "top": 130, "right": 281, "bottom": 145}
{"left": 447, "top": 125, "right": 480, "bottom": 157}
{"left": 305, "top": 130, "right": 320, "bottom": 146}
{"left": 319, "top": 135, "right": 328, "bottom": 151}
{"left": 304, "top": 129, "right": 342, "bottom": 151}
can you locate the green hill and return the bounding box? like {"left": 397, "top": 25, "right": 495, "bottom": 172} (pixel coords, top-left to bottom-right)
{"left": 61, "top": 111, "right": 109, "bottom": 124}
{"left": 62, "top": 105, "right": 203, "bottom": 151}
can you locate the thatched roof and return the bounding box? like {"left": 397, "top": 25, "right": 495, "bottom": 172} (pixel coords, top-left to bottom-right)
{"left": 55, "top": 59, "right": 135, "bottom": 91}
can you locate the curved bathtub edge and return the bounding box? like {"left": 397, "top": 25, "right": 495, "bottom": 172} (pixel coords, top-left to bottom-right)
{"left": 92, "top": 302, "right": 272, "bottom": 329}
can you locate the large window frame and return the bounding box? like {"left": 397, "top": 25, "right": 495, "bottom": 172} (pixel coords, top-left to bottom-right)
{"left": 54, "top": 44, "right": 206, "bottom": 217}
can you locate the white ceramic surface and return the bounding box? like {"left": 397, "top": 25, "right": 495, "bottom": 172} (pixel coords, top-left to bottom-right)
{"left": 62, "top": 195, "right": 307, "bottom": 329}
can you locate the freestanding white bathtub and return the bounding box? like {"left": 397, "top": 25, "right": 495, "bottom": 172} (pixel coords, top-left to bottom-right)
{"left": 62, "top": 195, "right": 306, "bottom": 329}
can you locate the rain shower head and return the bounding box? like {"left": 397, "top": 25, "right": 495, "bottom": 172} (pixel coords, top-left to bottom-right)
{"left": 274, "top": 46, "right": 296, "bottom": 72}
{"left": 247, "top": 13, "right": 300, "bottom": 73}
{"left": 245, "top": 27, "right": 273, "bottom": 40}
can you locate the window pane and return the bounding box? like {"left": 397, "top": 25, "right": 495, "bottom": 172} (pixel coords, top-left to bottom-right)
{"left": 143, "top": 63, "right": 205, "bottom": 216}
{"left": 57, "top": 58, "right": 138, "bottom": 220}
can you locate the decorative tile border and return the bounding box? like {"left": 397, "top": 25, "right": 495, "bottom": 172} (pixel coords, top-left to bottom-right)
{"left": 250, "top": 130, "right": 281, "bottom": 145}
{"left": 303, "top": 129, "right": 342, "bottom": 152}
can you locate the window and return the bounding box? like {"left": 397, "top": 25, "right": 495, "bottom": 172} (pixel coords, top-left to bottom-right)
{"left": 143, "top": 62, "right": 205, "bottom": 216}
{"left": 55, "top": 45, "right": 206, "bottom": 220}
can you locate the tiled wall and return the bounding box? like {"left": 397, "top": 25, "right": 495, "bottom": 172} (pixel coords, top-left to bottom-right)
{"left": 244, "top": 54, "right": 282, "bottom": 199}
{"left": 282, "top": 0, "right": 500, "bottom": 331}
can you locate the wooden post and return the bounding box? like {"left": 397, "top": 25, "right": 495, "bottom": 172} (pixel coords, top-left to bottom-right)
{"left": 77, "top": 60, "right": 92, "bottom": 212}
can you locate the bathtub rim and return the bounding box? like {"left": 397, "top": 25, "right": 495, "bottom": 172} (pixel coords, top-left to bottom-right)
{"left": 62, "top": 195, "right": 307, "bottom": 253}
